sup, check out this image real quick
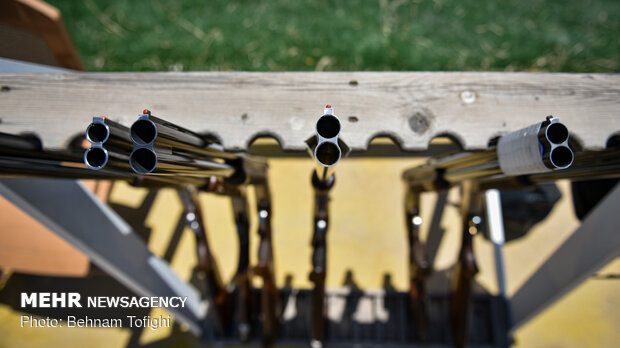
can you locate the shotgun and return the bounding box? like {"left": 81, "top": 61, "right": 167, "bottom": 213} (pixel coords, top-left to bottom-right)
{"left": 403, "top": 116, "right": 575, "bottom": 187}
{"left": 404, "top": 187, "right": 432, "bottom": 341}
{"left": 177, "top": 186, "right": 231, "bottom": 335}
{"left": 305, "top": 105, "right": 348, "bottom": 348}
{"left": 252, "top": 176, "right": 280, "bottom": 347}
{"left": 230, "top": 188, "right": 252, "bottom": 342}
{"left": 450, "top": 181, "right": 481, "bottom": 348}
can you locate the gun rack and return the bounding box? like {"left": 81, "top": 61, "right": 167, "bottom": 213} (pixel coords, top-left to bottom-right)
{"left": 1, "top": 59, "right": 619, "bottom": 347}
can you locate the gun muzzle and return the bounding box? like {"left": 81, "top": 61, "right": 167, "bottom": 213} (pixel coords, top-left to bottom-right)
{"left": 84, "top": 146, "right": 108, "bottom": 170}
{"left": 129, "top": 110, "right": 237, "bottom": 160}
{"left": 84, "top": 145, "right": 131, "bottom": 171}
{"left": 128, "top": 109, "right": 238, "bottom": 178}
{"left": 497, "top": 116, "right": 574, "bottom": 175}
{"left": 539, "top": 119, "right": 573, "bottom": 169}
{"left": 85, "top": 116, "right": 132, "bottom": 149}
{"left": 84, "top": 116, "right": 132, "bottom": 170}
{"left": 307, "top": 105, "right": 348, "bottom": 183}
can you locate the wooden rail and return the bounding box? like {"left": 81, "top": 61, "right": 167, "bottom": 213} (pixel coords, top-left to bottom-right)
{"left": 0, "top": 72, "right": 618, "bottom": 152}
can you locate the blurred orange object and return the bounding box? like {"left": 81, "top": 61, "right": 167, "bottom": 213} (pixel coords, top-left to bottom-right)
{"left": 0, "top": 180, "right": 112, "bottom": 277}
{"left": 0, "top": 0, "right": 85, "bottom": 70}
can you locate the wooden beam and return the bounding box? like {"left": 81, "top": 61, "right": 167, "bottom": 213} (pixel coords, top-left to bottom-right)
{"left": 0, "top": 72, "right": 617, "bottom": 152}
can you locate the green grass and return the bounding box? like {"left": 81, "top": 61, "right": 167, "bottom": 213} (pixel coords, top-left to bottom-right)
{"left": 48, "top": 0, "right": 619, "bottom": 72}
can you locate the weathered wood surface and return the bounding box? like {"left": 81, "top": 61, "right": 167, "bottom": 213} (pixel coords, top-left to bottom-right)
{"left": 0, "top": 72, "right": 618, "bottom": 152}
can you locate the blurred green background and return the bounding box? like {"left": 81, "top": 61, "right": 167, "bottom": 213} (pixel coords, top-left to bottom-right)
{"left": 48, "top": 0, "right": 619, "bottom": 72}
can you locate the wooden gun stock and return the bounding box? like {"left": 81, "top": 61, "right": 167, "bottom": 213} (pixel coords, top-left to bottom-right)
{"left": 309, "top": 270, "right": 326, "bottom": 345}
{"left": 450, "top": 182, "right": 481, "bottom": 348}
{"left": 231, "top": 192, "right": 252, "bottom": 341}
{"left": 309, "top": 172, "right": 333, "bottom": 347}
{"left": 405, "top": 188, "right": 432, "bottom": 341}
{"left": 253, "top": 181, "right": 280, "bottom": 347}
{"left": 178, "top": 187, "right": 231, "bottom": 335}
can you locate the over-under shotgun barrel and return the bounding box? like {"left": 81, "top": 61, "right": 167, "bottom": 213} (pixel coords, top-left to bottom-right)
{"left": 128, "top": 110, "right": 237, "bottom": 177}
{"left": 84, "top": 116, "right": 133, "bottom": 171}
{"left": 307, "top": 105, "right": 344, "bottom": 183}
{"left": 129, "top": 110, "right": 237, "bottom": 160}
{"left": 403, "top": 116, "right": 575, "bottom": 189}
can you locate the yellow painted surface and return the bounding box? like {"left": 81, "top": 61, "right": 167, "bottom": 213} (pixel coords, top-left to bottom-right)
{"left": 0, "top": 158, "right": 618, "bottom": 347}
{"left": 138, "top": 308, "right": 173, "bottom": 345}
{"left": 513, "top": 257, "right": 620, "bottom": 348}
{"left": 145, "top": 189, "right": 184, "bottom": 258}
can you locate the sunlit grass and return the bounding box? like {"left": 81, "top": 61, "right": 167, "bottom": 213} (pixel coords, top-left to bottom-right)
{"left": 50, "top": 0, "right": 620, "bottom": 72}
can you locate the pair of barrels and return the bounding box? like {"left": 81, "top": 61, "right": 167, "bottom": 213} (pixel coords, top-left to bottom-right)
{"left": 497, "top": 116, "right": 573, "bottom": 175}
{"left": 84, "top": 116, "right": 132, "bottom": 171}
{"left": 309, "top": 105, "right": 346, "bottom": 183}
{"left": 402, "top": 116, "right": 575, "bottom": 187}
{"left": 84, "top": 111, "right": 235, "bottom": 178}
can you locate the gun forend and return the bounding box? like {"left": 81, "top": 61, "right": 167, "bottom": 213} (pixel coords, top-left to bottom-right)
{"left": 84, "top": 146, "right": 112, "bottom": 170}
{"left": 84, "top": 144, "right": 131, "bottom": 171}
{"left": 497, "top": 116, "right": 574, "bottom": 175}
